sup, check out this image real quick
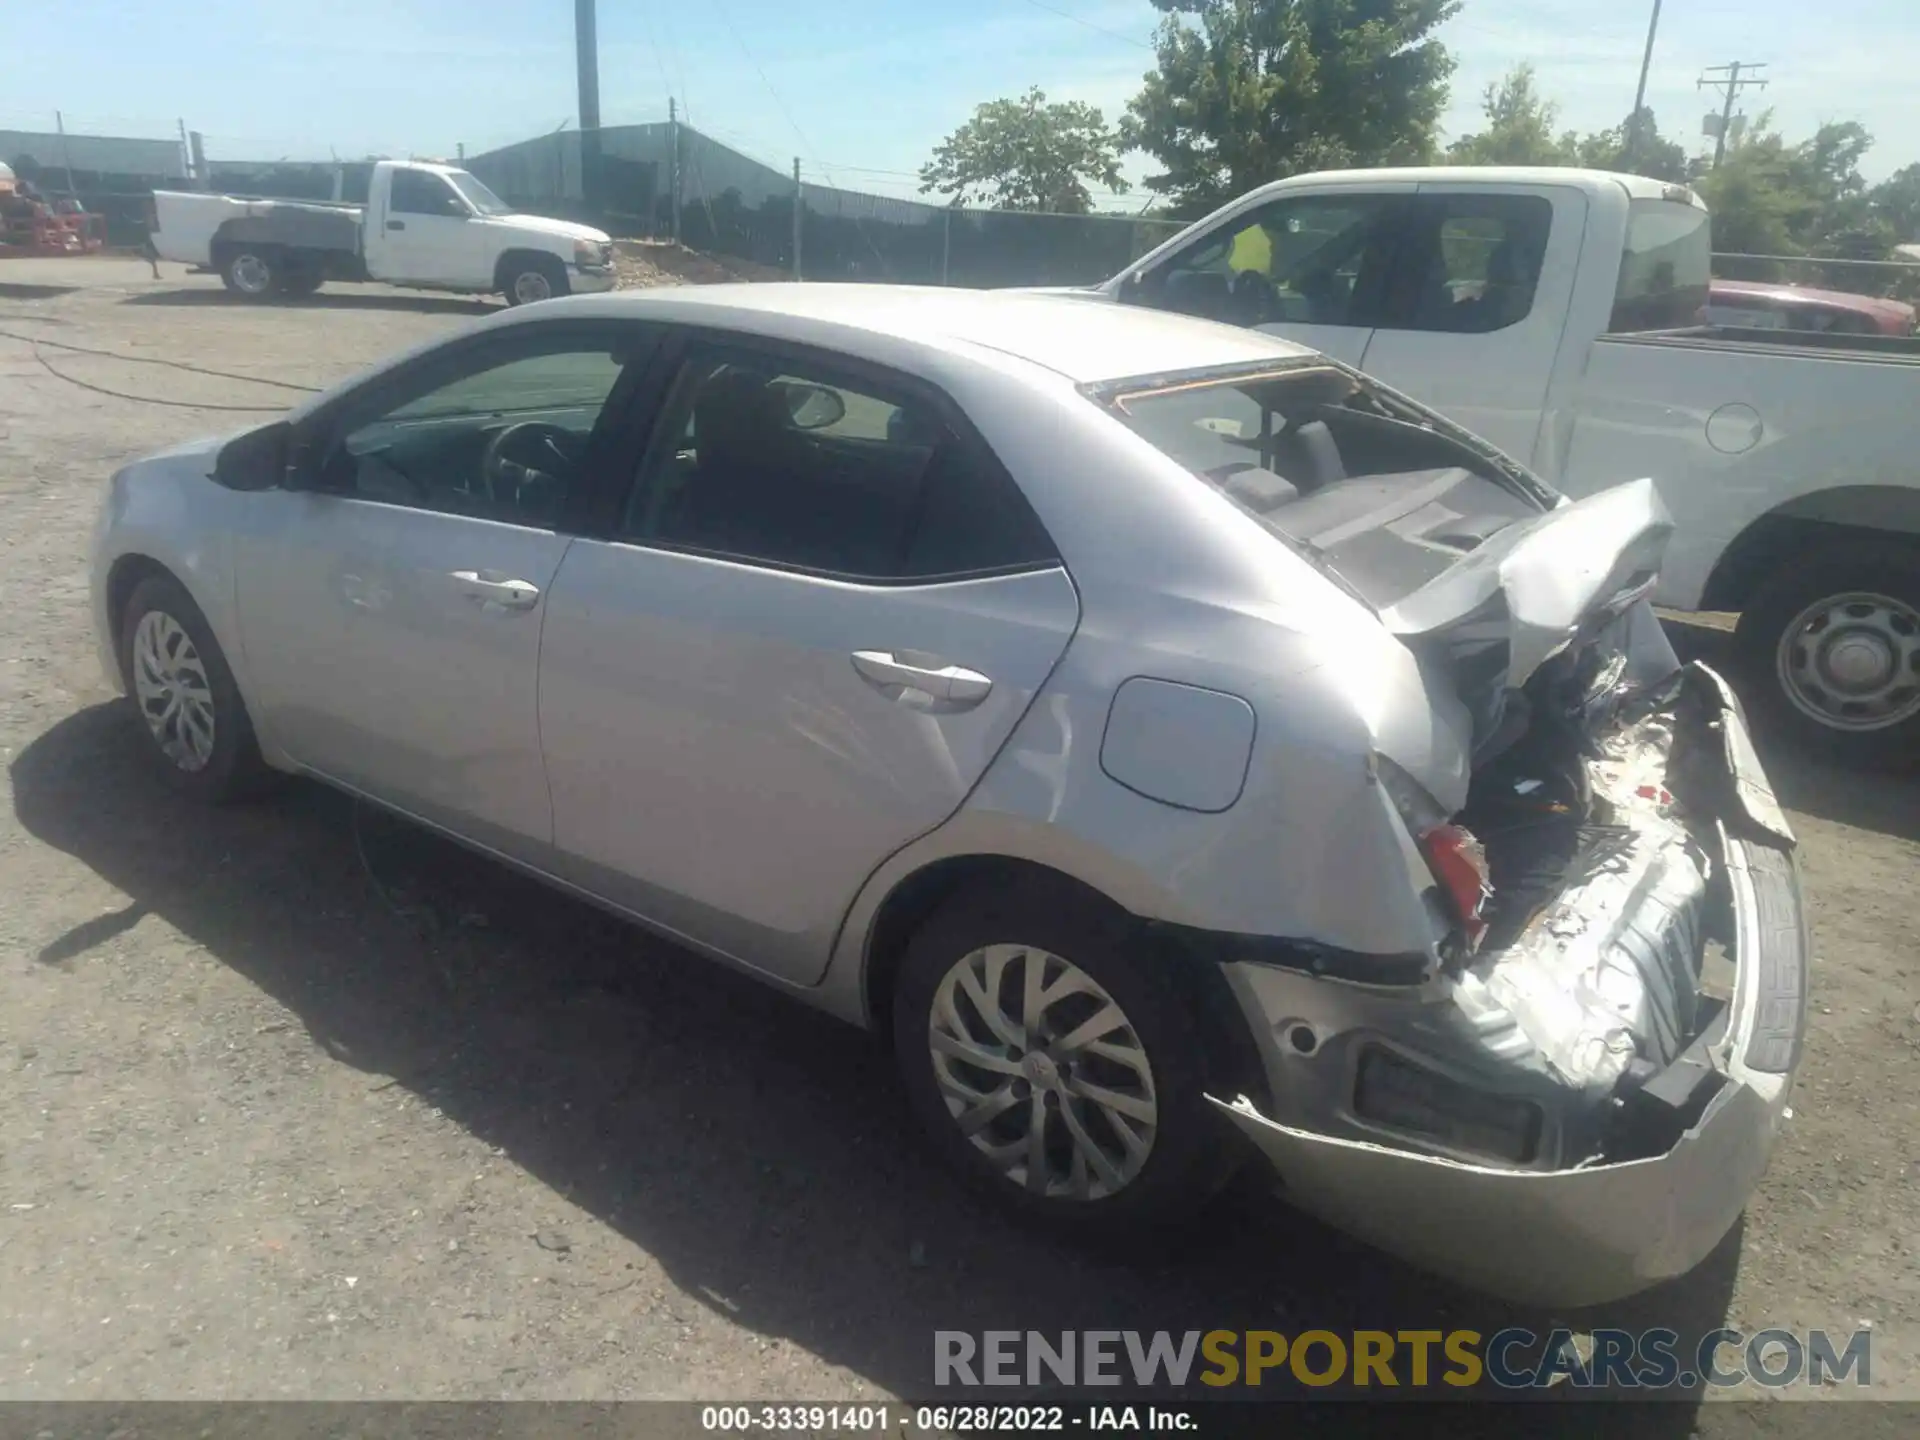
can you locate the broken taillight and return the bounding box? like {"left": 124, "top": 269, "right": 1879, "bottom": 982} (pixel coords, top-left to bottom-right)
{"left": 1421, "top": 824, "right": 1492, "bottom": 949}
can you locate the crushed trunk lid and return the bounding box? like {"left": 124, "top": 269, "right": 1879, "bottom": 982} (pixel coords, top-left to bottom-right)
{"left": 1379, "top": 476, "right": 1675, "bottom": 709}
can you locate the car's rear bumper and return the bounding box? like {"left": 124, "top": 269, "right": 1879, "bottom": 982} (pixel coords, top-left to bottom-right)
{"left": 1206, "top": 665, "right": 1809, "bottom": 1307}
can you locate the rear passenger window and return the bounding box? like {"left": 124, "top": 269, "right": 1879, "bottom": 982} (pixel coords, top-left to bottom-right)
{"left": 622, "top": 348, "right": 1055, "bottom": 580}
{"left": 1383, "top": 194, "right": 1553, "bottom": 335}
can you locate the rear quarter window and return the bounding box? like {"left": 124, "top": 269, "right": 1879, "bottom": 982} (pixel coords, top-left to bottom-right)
{"left": 1609, "top": 199, "right": 1711, "bottom": 332}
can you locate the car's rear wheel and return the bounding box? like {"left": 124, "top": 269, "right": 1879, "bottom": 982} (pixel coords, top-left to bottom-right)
{"left": 119, "top": 574, "right": 271, "bottom": 802}
{"left": 893, "top": 881, "right": 1233, "bottom": 1231}
{"left": 1735, "top": 540, "right": 1920, "bottom": 768}
{"left": 219, "top": 247, "right": 278, "bottom": 300}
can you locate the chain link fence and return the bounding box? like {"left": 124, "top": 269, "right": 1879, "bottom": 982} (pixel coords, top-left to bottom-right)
{"left": 466, "top": 123, "right": 1182, "bottom": 289}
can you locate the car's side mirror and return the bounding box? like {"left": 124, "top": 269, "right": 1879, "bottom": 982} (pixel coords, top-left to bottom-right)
{"left": 211, "top": 420, "right": 290, "bottom": 491}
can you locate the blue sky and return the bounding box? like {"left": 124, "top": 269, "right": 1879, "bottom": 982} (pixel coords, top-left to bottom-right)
{"left": 6, "top": 0, "right": 1916, "bottom": 206}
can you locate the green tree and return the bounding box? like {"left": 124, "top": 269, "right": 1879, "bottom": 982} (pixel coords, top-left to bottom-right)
{"left": 1445, "top": 66, "right": 1690, "bottom": 181}
{"left": 1697, "top": 116, "right": 1880, "bottom": 259}
{"left": 1445, "top": 64, "right": 1577, "bottom": 166}
{"left": 1870, "top": 164, "right": 1920, "bottom": 245}
{"left": 1122, "top": 0, "right": 1459, "bottom": 218}
{"left": 918, "top": 88, "right": 1128, "bottom": 214}
{"left": 1574, "top": 109, "right": 1691, "bottom": 184}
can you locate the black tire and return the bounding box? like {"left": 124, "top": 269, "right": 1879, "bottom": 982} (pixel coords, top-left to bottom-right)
{"left": 501, "top": 254, "right": 570, "bottom": 307}
{"left": 1733, "top": 539, "right": 1920, "bottom": 769}
{"left": 274, "top": 265, "right": 324, "bottom": 297}
{"left": 218, "top": 247, "right": 279, "bottom": 301}
{"left": 892, "top": 879, "right": 1236, "bottom": 1233}
{"left": 118, "top": 574, "right": 272, "bottom": 802}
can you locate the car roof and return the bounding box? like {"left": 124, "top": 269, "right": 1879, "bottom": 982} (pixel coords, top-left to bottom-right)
{"left": 1710, "top": 278, "right": 1915, "bottom": 319}
{"left": 541, "top": 283, "right": 1316, "bottom": 385}
{"left": 1258, "top": 165, "right": 1690, "bottom": 200}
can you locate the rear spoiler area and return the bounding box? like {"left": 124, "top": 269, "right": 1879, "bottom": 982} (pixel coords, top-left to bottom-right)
{"left": 1378, "top": 477, "right": 1675, "bottom": 692}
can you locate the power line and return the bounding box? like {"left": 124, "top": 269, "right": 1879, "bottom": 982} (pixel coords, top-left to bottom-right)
{"left": 1015, "top": 0, "right": 1155, "bottom": 51}
{"left": 1699, "top": 60, "right": 1768, "bottom": 169}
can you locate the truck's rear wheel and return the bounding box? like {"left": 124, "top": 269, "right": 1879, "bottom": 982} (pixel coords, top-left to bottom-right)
{"left": 1735, "top": 540, "right": 1920, "bottom": 768}
{"left": 220, "top": 248, "right": 278, "bottom": 300}
{"left": 502, "top": 255, "right": 569, "bottom": 306}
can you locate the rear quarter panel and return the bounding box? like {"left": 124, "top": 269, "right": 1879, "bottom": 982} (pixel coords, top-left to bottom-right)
{"left": 1552, "top": 338, "right": 1920, "bottom": 609}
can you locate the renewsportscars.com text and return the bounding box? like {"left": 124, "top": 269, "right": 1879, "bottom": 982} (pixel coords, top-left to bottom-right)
{"left": 933, "top": 1328, "right": 1871, "bottom": 1391}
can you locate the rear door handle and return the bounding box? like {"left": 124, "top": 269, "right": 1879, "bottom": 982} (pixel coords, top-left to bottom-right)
{"left": 386, "top": 219, "right": 406, "bottom": 231}
{"left": 450, "top": 570, "right": 540, "bottom": 611}
{"left": 851, "top": 650, "right": 993, "bottom": 706}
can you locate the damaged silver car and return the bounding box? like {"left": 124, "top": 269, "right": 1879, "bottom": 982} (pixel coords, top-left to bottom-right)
{"left": 89, "top": 287, "right": 1807, "bottom": 1307}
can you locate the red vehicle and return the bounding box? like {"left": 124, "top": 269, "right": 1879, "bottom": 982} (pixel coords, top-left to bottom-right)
{"left": 0, "top": 163, "right": 105, "bottom": 257}
{"left": 1707, "top": 279, "right": 1918, "bottom": 336}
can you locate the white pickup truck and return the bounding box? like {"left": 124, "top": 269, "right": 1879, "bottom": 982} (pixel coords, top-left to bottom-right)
{"left": 1082, "top": 167, "right": 1920, "bottom": 764}
{"left": 150, "top": 159, "right": 616, "bottom": 306}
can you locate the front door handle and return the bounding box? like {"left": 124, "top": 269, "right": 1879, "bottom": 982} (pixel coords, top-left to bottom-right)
{"left": 851, "top": 650, "right": 993, "bottom": 707}
{"left": 387, "top": 219, "right": 406, "bottom": 231}
{"left": 450, "top": 570, "right": 540, "bottom": 611}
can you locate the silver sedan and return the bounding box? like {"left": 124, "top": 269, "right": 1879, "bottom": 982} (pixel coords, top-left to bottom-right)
{"left": 90, "top": 284, "right": 1808, "bottom": 1305}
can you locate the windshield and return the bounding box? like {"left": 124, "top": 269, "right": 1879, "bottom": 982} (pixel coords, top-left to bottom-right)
{"left": 444, "top": 169, "right": 513, "bottom": 216}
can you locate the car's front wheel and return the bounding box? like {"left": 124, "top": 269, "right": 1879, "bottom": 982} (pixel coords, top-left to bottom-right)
{"left": 893, "top": 881, "right": 1233, "bottom": 1230}
{"left": 118, "top": 573, "right": 270, "bottom": 802}
{"left": 502, "top": 255, "right": 570, "bottom": 306}
{"left": 1735, "top": 540, "right": 1920, "bottom": 768}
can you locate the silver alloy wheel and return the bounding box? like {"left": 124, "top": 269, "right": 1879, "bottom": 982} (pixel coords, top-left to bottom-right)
{"left": 229, "top": 253, "right": 273, "bottom": 295}
{"left": 132, "top": 611, "right": 217, "bottom": 772}
{"left": 1775, "top": 590, "right": 1920, "bottom": 732}
{"left": 512, "top": 269, "right": 553, "bottom": 304}
{"left": 928, "top": 944, "right": 1157, "bottom": 1200}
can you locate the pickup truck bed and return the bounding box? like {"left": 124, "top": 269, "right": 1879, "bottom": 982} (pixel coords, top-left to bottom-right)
{"left": 1620, "top": 325, "right": 1920, "bottom": 362}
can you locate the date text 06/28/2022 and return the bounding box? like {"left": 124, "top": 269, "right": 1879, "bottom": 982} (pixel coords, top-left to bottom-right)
{"left": 931, "top": 1327, "right": 1873, "bottom": 1391}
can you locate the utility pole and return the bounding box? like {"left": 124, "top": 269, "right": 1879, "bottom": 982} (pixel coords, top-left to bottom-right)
{"left": 1624, "top": 0, "right": 1663, "bottom": 172}
{"left": 53, "top": 111, "right": 78, "bottom": 199}
{"left": 667, "top": 97, "right": 681, "bottom": 244}
{"left": 575, "top": 0, "right": 602, "bottom": 212}
{"left": 177, "top": 118, "right": 192, "bottom": 186}
{"left": 791, "top": 156, "right": 803, "bottom": 280}
{"left": 1699, "top": 61, "right": 1768, "bottom": 169}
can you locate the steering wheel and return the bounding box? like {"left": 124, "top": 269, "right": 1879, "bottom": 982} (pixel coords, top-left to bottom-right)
{"left": 478, "top": 421, "right": 577, "bottom": 505}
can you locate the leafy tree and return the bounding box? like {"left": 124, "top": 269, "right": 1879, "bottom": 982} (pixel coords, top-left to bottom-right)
{"left": 1575, "top": 109, "right": 1691, "bottom": 184}
{"left": 1445, "top": 64, "right": 1576, "bottom": 166}
{"left": 1870, "top": 164, "right": 1920, "bottom": 245}
{"left": 1122, "top": 0, "right": 1459, "bottom": 218}
{"left": 918, "top": 88, "right": 1127, "bottom": 215}
{"left": 1696, "top": 116, "right": 1878, "bottom": 255}
{"left": 1445, "top": 66, "right": 1690, "bottom": 181}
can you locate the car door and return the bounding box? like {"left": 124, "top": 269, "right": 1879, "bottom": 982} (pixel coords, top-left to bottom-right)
{"left": 536, "top": 338, "right": 1080, "bottom": 985}
{"left": 1120, "top": 184, "right": 1418, "bottom": 367}
{"left": 374, "top": 168, "right": 485, "bottom": 286}
{"left": 1355, "top": 182, "right": 1587, "bottom": 467}
{"left": 232, "top": 321, "right": 658, "bottom": 860}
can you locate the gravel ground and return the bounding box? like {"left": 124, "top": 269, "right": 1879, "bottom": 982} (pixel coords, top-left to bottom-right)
{"left": 1, "top": 260, "right": 1916, "bottom": 1421}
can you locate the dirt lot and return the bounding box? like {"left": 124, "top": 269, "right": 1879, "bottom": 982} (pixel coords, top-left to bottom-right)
{"left": 1, "top": 259, "right": 1917, "bottom": 1420}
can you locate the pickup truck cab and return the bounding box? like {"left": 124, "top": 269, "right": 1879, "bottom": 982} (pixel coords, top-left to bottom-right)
{"left": 151, "top": 159, "right": 616, "bottom": 306}
{"left": 1087, "top": 167, "right": 1920, "bottom": 764}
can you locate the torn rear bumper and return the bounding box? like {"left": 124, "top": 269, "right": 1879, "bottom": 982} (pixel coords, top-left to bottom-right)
{"left": 1207, "top": 665, "right": 1809, "bottom": 1307}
